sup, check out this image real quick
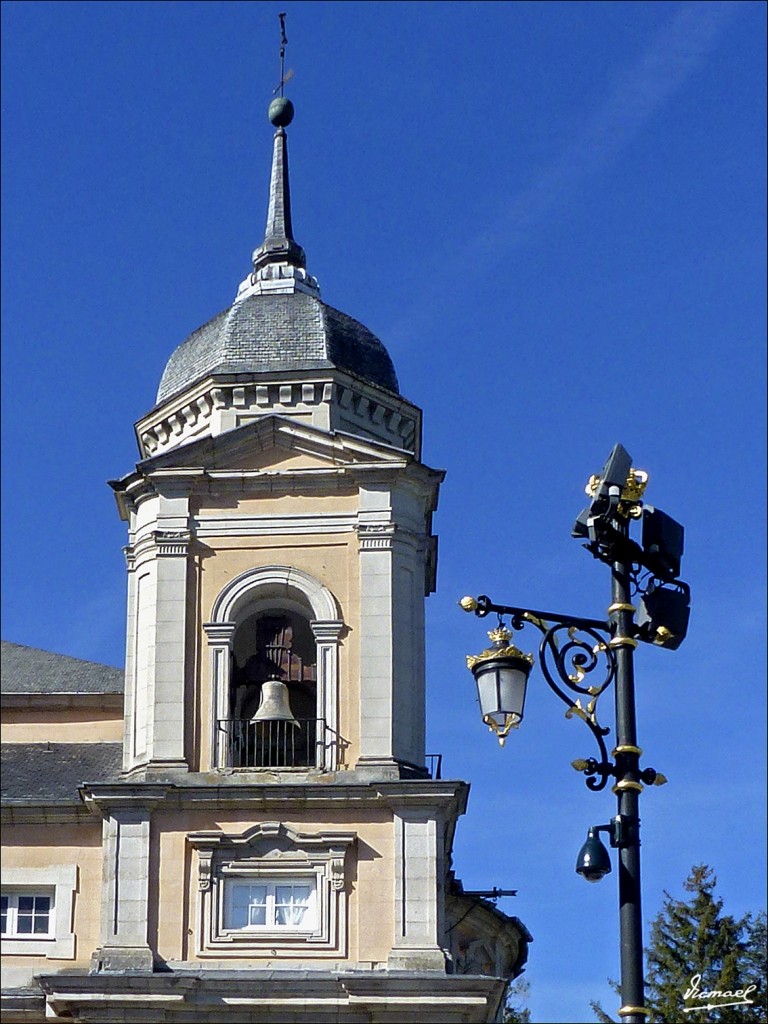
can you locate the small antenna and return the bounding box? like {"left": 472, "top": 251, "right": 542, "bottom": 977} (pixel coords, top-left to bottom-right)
{"left": 273, "top": 12, "right": 294, "bottom": 97}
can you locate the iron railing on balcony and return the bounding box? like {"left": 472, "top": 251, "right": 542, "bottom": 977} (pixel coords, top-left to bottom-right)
{"left": 218, "top": 718, "right": 325, "bottom": 769}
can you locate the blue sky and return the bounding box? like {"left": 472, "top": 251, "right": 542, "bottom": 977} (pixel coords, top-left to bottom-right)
{"left": 1, "top": 2, "right": 765, "bottom": 1021}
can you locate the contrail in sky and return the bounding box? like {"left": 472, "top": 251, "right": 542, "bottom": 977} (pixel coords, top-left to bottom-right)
{"left": 475, "top": 0, "right": 742, "bottom": 252}
{"left": 384, "top": 1, "right": 742, "bottom": 346}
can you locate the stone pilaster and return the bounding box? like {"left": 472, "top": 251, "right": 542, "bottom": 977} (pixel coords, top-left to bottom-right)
{"left": 387, "top": 807, "right": 447, "bottom": 971}
{"left": 356, "top": 516, "right": 399, "bottom": 776}
{"left": 151, "top": 529, "right": 190, "bottom": 764}
{"left": 92, "top": 808, "right": 155, "bottom": 972}
{"left": 203, "top": 622, "right": 236, "bottom": 770}
{"left": 310, "top": 619, "right": 344, "bottom": 770}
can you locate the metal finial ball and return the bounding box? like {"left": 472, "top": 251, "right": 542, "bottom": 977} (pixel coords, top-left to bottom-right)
{"left": 269, "top": 97, "right": 294, "bottom": 127}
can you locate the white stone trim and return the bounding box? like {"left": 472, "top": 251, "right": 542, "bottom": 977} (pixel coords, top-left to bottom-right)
{"left": 135, "top": 376, "right": 420, "bottom": 460}
{"left": 209, "top": 565, "right": 339, "bottom": 624}
{"left": 188, "top": 822, "right": 355, "bottom": 959}
{"left": 357, "top": 522, "right": 397, "bottom": 551}
{"left": 193, "top": 513, "right": 357, "bottom": 538}
{"left": 0, "top": 865, "right": 77, "bottom": 959}
{"left": 97, "top": 810, "right": 152, "bottom": 956}
{"left": 203, "top": 623, "right": 236, "bottom": 769}
{"left": 235, "top": 260, "right": 321, "bottom": 302}
{"left": 311, "top": 620, "right": 344, "bottom": 771}
{"left": 154, "top": 529, "right": 191, "bottom": 556}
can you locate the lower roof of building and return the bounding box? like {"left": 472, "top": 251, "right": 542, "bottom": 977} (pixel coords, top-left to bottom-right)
{"left": 1, "top": 742, "right": 123, "bottom": 803}
{"left": 0, "top": 641, "right": 124, "bottom": 695}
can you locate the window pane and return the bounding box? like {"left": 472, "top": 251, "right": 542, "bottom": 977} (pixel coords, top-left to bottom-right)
{"left": 35, "top": 896, "right": 51, "bottom": 913}
{"left": 225, "top": 883, "right": 267, "bottom": 929}
{"left": 275, "top": 884, "right": 312, "bottom": 927}
{"left": 17, "top": 914, "right": 33, "bottom": 934}
{"left": 275, "top": 884, "right": 311, "bottom": 905}
{"left": 275, "top": 903, "right": 307, "bottom": 926}
{"left": 248, "top": 903, "right": 267, "bottom": 926}
{"left": 18, "top": 896, "right": 34, "bottom": 913}
{"left": 0, "top": 895, "right": 7, "bottom": 936}
{"left": 34, "top": 914, "right": 50, "bottom": 934}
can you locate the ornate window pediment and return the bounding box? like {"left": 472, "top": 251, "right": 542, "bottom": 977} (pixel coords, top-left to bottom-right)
{"left": 187, "top": 823, "right": 355, "bottom": 957}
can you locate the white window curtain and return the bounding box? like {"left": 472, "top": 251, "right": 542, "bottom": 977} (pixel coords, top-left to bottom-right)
{"left": 274, "top": 884, "right": 312, "bottom": 926}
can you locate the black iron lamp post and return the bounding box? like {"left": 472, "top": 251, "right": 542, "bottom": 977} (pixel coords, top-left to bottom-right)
{"left": 460, "top": 443, "right": 690, "bottom": 1024}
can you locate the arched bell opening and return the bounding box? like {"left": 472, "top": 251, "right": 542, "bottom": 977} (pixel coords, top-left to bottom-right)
{"left": 228, "top": 610, "right": 319, "bottom": 768}
{"left": 205, "top": 566, "right": 344, "bottom": 773}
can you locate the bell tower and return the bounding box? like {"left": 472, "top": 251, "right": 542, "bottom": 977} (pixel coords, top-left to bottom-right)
{"left": 71, "top": 56, "right": 529, "bottom": 1019}
{"left": 113, "top": 89, "right": 441, "bottom": 786}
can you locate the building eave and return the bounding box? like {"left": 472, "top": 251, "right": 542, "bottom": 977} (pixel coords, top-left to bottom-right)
{"left": 79, "top": 778, "right": 470, "bottom": 818}
{"left": 0, "top": 800, "right": 96, "bottom": 826}
{"left": 1, "top": 692, "right": 123, "bottom": 711}
{"left": 35, "top": 969, "right": 506, "bottom": 1023}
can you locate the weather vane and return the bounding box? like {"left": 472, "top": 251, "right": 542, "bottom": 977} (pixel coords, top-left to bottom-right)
{"left": 273, "top": 12, "right": 294, "bottom": 96}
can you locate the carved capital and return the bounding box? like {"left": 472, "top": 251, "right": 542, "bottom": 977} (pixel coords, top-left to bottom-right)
{"left": 154, "top": 529, "right": 190, "bottom": 557}
{"left": 203, "top": 621, "right": 236, "bottom": 646}
{"left": 357, "top": 523, "right": 397, "bottom": 551}
{"left": 310, "top": 619, "right": 345, "bottom": 643}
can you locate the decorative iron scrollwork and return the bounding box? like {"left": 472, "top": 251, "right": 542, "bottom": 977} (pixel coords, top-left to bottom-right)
{"left": 534, "top": 621, "right": 616, "bottom": 791}
{"left": 466, "top": 596, "right": 619, "bottom": 790}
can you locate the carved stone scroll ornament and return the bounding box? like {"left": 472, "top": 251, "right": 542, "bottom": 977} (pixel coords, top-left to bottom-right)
{"left": 198, "top": 849, "right": 214, "bottom": 892}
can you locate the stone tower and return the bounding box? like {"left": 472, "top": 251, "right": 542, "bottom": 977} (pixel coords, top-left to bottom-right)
{"left": 1, "top": 92, "right": 529, "bottom": 1024}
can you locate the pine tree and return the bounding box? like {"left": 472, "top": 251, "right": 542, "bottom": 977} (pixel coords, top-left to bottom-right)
{"left": 502, "top": 977, "right": 532, "bottom": 1023}
{"left": 591, "top": 865, "right": 766, "bottom": 1023}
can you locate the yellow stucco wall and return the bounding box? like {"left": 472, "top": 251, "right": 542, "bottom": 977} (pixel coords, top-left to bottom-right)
{"left": 1, "top": 708, "right": 124, "bottom": 744}
{"left": 150, "top": 808, "right": 394, "bottom": 966}
{"left": 1, "top": 822, "right": 104, "bottom": 971}
{"left": 187, "top": 518, "right": 362, "bottom": 771}
{"left": 194, "top": 490, "right": 358, "bottom": 517}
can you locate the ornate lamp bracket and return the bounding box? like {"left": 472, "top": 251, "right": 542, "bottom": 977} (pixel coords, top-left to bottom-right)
{"left": 461, "top": 595, "right": 618, "bottom": 790}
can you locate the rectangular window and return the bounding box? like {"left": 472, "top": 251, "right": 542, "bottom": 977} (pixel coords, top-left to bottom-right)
{"left": 223, "top": 879, "right": 316, "bottom": 931}
{"left": 0, "top": 891, "right": 54, "bottom": 940}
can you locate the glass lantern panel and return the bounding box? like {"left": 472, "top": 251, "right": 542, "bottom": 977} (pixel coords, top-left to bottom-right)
{"left": 497, "top": 665, "right": 528, "bottom": 722}
{"left": 476, "top": 665, "right": 502, "bottom": 719}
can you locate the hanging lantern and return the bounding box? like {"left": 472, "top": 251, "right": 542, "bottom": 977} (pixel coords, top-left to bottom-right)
{"left": 251, "top": 677, "right": 300, "bottom": 727}
{"left": 466, "top": 626, "right": 534, "bottom": 745}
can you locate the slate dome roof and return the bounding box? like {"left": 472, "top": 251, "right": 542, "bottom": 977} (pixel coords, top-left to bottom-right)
{"left": 154, "top": 97, "right": 402, "bottom": 408}
{"left": 156, "top": 290, "right": 399, "bottom": 405}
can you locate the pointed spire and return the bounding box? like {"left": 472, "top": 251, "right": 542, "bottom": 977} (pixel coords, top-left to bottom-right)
{"left": 251, "top": 102, "right": 305, "bottom": 273}
{"left": 235, "top": 14, "right": 318, "bottom": 302}
{"left": 235, "top": 97, "right": 319, "bottom": 302}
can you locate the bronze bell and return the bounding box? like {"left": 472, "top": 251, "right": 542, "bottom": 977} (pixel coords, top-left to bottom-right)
{"left": 251, "top": 678, "right": 300, "bottom": 726}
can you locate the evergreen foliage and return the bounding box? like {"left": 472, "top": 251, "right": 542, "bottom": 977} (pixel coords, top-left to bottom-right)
{"left": 502, "top": 977, "right": 532, "bottom": 1023}
{"left": 591, "top": 865, "right": 766, "bottom": 1023}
